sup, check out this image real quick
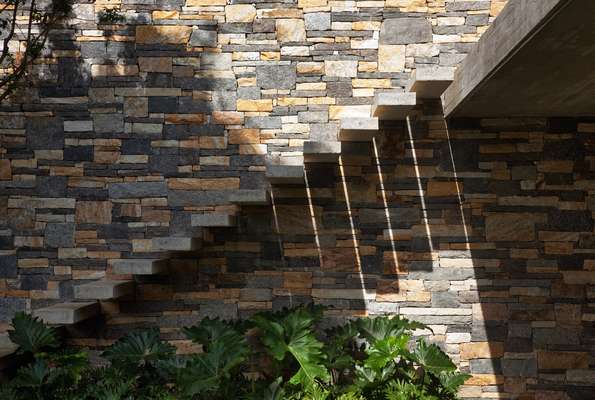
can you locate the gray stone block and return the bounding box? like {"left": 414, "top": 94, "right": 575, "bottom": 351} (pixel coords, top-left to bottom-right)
{"left": 201, "top": 52, "right": 232, "bottom": 70}
{"left": 229, "top": 190, "right": 270, "bottom": 205}
{"left": 93, "top": 114, "right": 124, "bottom": 134}
{"left": 152, "top": 237, "right": 202, "bottom": 251}
{"left": 111, "top": 259, "right": 169, "bottom": 275}
{"left": 109, "top": 181, "right": 167, "bottom": 199}
{"left": 45, "top": 223, "right": 75, "bottom": 248}
{"left": 246, "top": 116, "right": 282, "bottom": 129}
{"left": 304, "top": 12, "right": 331, "bottom": 31}
{"left": 256, "top": 65, "right": 296, "bottom": 90}
{"left": 501, "top": 358, "right": 538, "bottom": 378}
{"left": 191, "top": 213, "right": 236, "bottom": 227}
{"left": 303, "top": 141, "right": 341, "bottom": 163}
{"left": 380, "top": 18, "right": 433, "bottom": 45}
{"left": 339, "top": 118, "right": 379, "bottom": 141}
{"left": 168, "top": 190, "right": 231, "bottom": 207}
{"left": 189, "top": 29, "right": 218, "bottom": 47}
{"left": 266, "top": 165, "right": 304, "bottom": 184}
{"left": 26, "top": 117, "right": 64, "bottom": 150}
{"left": 0, "top": 298, "right": 26, "bottom": 322}
{"left": 406, "top": 67, "right": 455, "bottom": 98}
{"left": 0, "top": 255, "right": 17, "bottom": 279}
{"left": 33, "top": 302, "right": 99, "bottom": 325}
{"left": 372, "top": 91, "right": 417, "bottom": 120}
{"left": 74, "top": 280, "right": 134, "bottom": 300}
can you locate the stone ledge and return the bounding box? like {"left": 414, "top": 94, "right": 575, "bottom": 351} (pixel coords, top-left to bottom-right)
{"left": 406, "top": 67, "right": 455, "bottom": 99}
{"left": 33, "top": 302, "right": 99, "bottom": 325}
{"left": 110, "top": 259, "right": 169, "bottom": 275}
{"left": 74, "top": 280, "right": 135, "bottom": 300}
{"left": 372, "top": 92, "right": 417, "bottom": 120}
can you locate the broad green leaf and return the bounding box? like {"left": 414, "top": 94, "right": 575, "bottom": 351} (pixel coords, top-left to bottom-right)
{"left": 8, "top": 312, "right": 59, "bottom": 354}
{"left": 355, "top": 316, "right": 428, "bottom": 345}
{"left": 102, "top": 328, "right": 175, "bottom": 369}
{"left": 364, "top": 334, "right": 410, "bottom": 371}
{"left": 438, "top": 370, "right": 471, "bottom": 394}
{"left": 412, "top": 339, "right": 456, "bottom": 375}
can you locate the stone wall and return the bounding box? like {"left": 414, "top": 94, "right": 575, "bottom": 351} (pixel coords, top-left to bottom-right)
{"left": 2, "top": 0, "right": 595, "bottom": 398}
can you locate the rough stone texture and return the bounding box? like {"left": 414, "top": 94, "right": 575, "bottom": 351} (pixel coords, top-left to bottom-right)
{"left": 3, "top": 1, "right": 595, "bottom": 398}
{"left": 380, "top": 18, "right": 433, "bottom": 45}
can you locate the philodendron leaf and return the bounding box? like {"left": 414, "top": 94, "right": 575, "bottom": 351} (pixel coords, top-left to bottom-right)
{"left": 355, "top": 316, "right": 429, "bottom": 345}
{"left": 364, "top": 334, "right": 410, "bottom": 371}
{"left": 102, "top": 328, "right": 175, "bottom": 368}
{"left": 412, "top": 339, "right": 456, "bottom": 375}
{"left": 9, "top": 312, "right": 59, "bottom": 355}
{"left": 438, "top": 370, "right": 471, "bottom": 394}
{"left": 251, "top": 306, "right": 330, "bottom": 387}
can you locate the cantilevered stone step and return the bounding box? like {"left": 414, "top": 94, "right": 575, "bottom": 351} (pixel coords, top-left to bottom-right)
{"left": 339, "top": 118, "right": 379, "bottom": 141}
{"left": 152, "top": 236, "right": 202, "bottom": 251}
{"left": 74, "top": 280, "right": 134, "bottom": 300}
{"left": 191, "top": 212, "right": 236, "bottom": 227}
{"left": 33, "top": 302, "right": 99, "bottom": 325}
{"left": 229, "top": 190, "right": 270, "bottom": 205}
{"left": 406, "top": 67, "right": 455, "bottom": 99}
{"left": 372, "top": 92, "right": 416, "bottom": 120}
{"left": 303, "top": 141, "right": 341, "bottom": 163}
{"left": 266, "top": 165, "right": 304, "bottom": 184}
{"left": 110, "top": 258, "right": 169, "bottom": 275}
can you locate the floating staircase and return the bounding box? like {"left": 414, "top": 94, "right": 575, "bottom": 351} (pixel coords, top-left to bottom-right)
{"left": 229, "top": 189, "right": 270, "bottom": 205}
{"left": 266, "top": 164, "right": 305, "bottom": 184}
{"left": 339, "top": 118, "right": 379, "bottom": 141}
{"left": 73, "top": 280, "right": 135, "bottom": 301}
{"left": 406, "top": 67, "right": 455, "bottom": 99}
{"left": 33, "top": 302, "right": 100, "bottom": 325}
{"left": 372, "top": 92, "right": 417, "bottom": 120}
{"left": 191, "top": 212, "right": 236, "bottom": 227}
{"left": 303, "top": 141, "right": 342, "bottom": 163}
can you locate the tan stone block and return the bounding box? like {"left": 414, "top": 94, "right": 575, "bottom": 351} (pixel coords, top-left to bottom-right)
{"left": 460, "top": 342, "right": 504, "bottom": 360}
{"left": 138, "top": 57, "right": 172, "bottom": 73}
{"left": 352, "top": 78, "right": 392, "bottom": 88}
{"left": 283, "top": 272, "right": 312, "bottom": 289}
{"left": 490, "top": 0, "right": 507, "bottom": 17}
{"left": 225, "top": 4, "right": 256, "bottom": 23}
{"left": 276, "top": 19, "right": 306, "bottom": 43}
{"left": 298, "top": 0, "right": 327, "bottom": 7}
{"left": 0, "top": 159, "right": 11, "bottom": 180}
{"left": 297, "top": 62, "right": 324, "bottom": 75}
{"left": 199, "top": 136, "right": 227, "bottom": 149}
{"left": 212, "top": 111, "right": 244, "bottom": 125}
{"left": 229, "top": 129, "right": 260, "bottom": 144}
{"left": 168, "top": 178, "right": 240, "bottom": 190}
{"left": 352, "top": 21, "right": 381, "bottom": 31}
{"left": 237, "top": 99, "right": 273, "bottom": 112}
{"left": 466, "top": 374, "right": 504, "bottom": 386}
{"left": 378, "top": 44, "right": 405, "bottom": 72}
{"left": 537, "top": 351, "right": 588, "bottom": 370}
{"left": 485, "top": 213, "right": 546, "bottom": 242}
{"left": 186, "top": 0, "right": 226, "bottom": 4}
{"left": 261, "top": 52, "right": 281, "bottom": 61}
{"left": 142, "top": 209, "right": 170, "bottom": 223}
{"left": 136, "top": 25, "right": 192, "bottom": 45}
{"left": 76, "top": 201, "right": 112, "bottom": 224}
{"left": 51, "top": 166, "right": 84, "bottom": 176}
{"left": 164, "top": 114, "right": 205, "bottom": 124}
{"left": 124, "top": 97, "right": 148, "bottom": 118}
{"left": 119, "top": 204, "right": 141, "bottom": 218}
{"left": 152, "top": 10, "right": 179, "bottom": 19}
{"left": 239, "top": 144, "right": 267, "bottom": 155}
{"left": 329, "top": 105, "right": 372, "bottom": 119}
{"left": 427, "top": 181, "right": 461, "bottom": 196}
{"left": 91, "top": 65, "right": 138, "bottom": 77}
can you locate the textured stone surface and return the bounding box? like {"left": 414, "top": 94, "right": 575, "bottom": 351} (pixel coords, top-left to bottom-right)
{"left": 380, "top": 18, "right": 433, "bottom": 44}
{"left": 189, "top": 29, "right": 218, "bottom": 47}
{"left": 276, "top": 19, "right": 306, "bottom": 42}
{"left": 256, "top": 65, "right": 296, "bottom": 90}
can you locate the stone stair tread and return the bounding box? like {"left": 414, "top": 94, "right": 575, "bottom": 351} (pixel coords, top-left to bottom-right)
{"left": 406, "top": 67, "right": 455, "bottom": 99}
{"left": 110, "top": 258, "right": 169, "bottom": 275}
{"left": 372, "top": 91, "right": 416, "bottom": 120}
{"left": 152, "top": 236, "right": 202, "bottom": 251}
{"left": 191, "top": 212, "right": 236, "bottom": 227}
{"left": 266, "top": 164, "right": 305, "bottom": 184}
{"left": 229, "top": 189, "right": 270, "bottom": 205}
{"left": 303, "top": 141, "right": 341, "bottom": 163}
{"left": 74, "top": 280, "right": 135, "bottom": 300}
{"left": 339, "top": 118, "right": 379, "bottom": 141}
{"left": 33, "top": 302, "right": 99, "bottom": 325}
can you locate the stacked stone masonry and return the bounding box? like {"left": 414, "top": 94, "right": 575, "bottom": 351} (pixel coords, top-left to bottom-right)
{"left": 1, "top": 0, "right": 594, "bottom": 398}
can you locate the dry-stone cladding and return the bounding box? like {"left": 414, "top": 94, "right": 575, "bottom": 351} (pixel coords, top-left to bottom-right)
{"left": 1, "top": 0, "right": 594, "bottom": 397}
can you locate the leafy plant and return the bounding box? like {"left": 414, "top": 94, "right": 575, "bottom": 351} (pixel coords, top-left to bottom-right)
{"left": 97, "top": 8, "right": 125, "bottom": 24}
{"left": 8, "top": 312, "right": 59, "bottom": 354}
{"left": 0, "top": 307, "right": 470, "bottom": 399}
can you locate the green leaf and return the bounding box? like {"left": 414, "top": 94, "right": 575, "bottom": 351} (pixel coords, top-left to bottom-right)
{"left": 183, "top": 316, "right": 245, "bottom": 353}
{"left": 251, "top": 306, "right": 330, "bottom": 387}
{"left": 13, "top": 359, "right": 49, "bottom": 389}
{"left": 8, "top": 312, "right": 59, "bottom": 355}
{"left": 412, "top": 339, "right": 456, "bottom": 375}
{"left": 354, "top": 316, "right": 428, "bottom": 345}
{"left": 102, "top": 328, "right": 175, "bottom": 369}
{"left": 438, "top": 370, "right": 471, "bottom": 394}
{"left": 364, "top": 334, "right": 410, "bottom": 371}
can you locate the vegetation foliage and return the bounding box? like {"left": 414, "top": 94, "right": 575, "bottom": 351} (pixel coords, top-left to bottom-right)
{"left": 0, "top": 306, "right": 469, "bottom": 399}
